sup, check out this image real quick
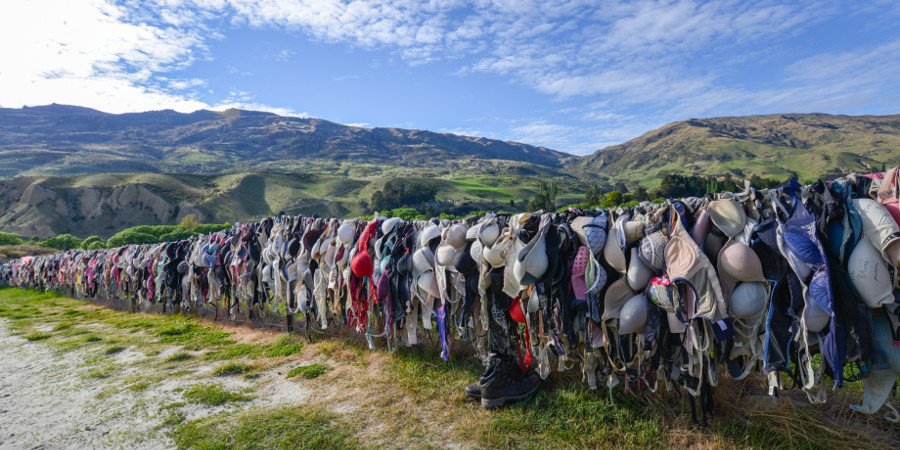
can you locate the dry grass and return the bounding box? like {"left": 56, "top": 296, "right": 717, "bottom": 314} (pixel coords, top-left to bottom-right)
{"left": 0, "top": 244, "right": 57, "bottom": 260}
{"left": 3, "top": 287, "right": 897, "bottom": 449}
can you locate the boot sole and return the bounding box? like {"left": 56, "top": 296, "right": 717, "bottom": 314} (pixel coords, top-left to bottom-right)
{"left": 465, "top": 390, "right": 481, "bottom": 400}
{"left": 480, "top": 387, "right": 538, "bottom": 409}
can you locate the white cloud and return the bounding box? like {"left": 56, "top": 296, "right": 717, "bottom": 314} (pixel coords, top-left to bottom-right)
{"left": 0, "top": 0, "right": 209, "bottom": 112}
{"left": 507, "top": 119, "right": 656, "bottom": 155}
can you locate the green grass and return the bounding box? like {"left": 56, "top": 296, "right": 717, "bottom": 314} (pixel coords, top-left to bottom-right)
{"left": 172, "top": 406, "right": 358, "bottom": 450}
{"left": 165, "top": 352, "right": 194, "bottom": 363}
{"left": 286, "top": 364, "right": 329, "bottom": 380}
{"left": 84, "top": 365, "right": 117, "bottom": 379}
{"left": 212, "top": 362, "right": 254, "bottom": 376}
{"left": 264, "top": 334, "right": 304, "bottom": 358}
{"left": 183, "top": 384, "right": 254, "bottom": 406}
{"left": 156, "top": 320, "right": 233, "bottom": 350}
{"left": 480, "top": 387, "right": 663, "bottom": 448}
{"left": 24, "top": 332, "right": 52, "bottom": 341}
{"left": 162, "top": 410, "right": 186, "bottom": 428}
{"left": 105, "top": 345, "right": 126, "bottom": 355}
{"left": 2, "top": 287, "right": 893, "bottom": 449}
{"left": 204, "top": 343, "right": 263, "bottom": 360}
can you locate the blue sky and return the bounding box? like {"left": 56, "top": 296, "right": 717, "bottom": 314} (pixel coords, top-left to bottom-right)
{"left": 2, "top": 1, "right": 899, "bottom": 155}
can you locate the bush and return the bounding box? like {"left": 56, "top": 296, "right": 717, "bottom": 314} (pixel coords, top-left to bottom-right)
{"left": 386, "top": 208, "right": 425, "bottom": 221}
{"left": 179, "top": 214, "right": 199, "bottom": 230}
{"left": 0, "top": 232, "right": 23, "bottom": 246}
{"left": 106, "top": 231, "right": 157, "bottom": 247}
{"left": 40, "top": 234, "right": 82, "bottom": 250}
{"left": 601, "top": 191, "right": 623, "bottom": 208}
{"left": 370, "top": 178, "right": 439, "bottom": 211}
{"left": 159, "top": 230, "right": 194, "bottom": 242}
{"left": 81, "top": 235, "right": 103, "bottom": 249}
{"left": 194, "top": 223, "right": 231, "bottom": 235}
{"left": 527, "top": 180, "right": 558, "bottom": 212}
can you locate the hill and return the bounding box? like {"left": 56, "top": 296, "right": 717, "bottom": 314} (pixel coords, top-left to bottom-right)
{"left": 576, "top": 113, "right": 900, "bottom": 184}
{"left": 0, "top": 104, "right": 574, "bottom": 178}
{"left": 0, "top": 172, "right": 585, "bottom": 238}
{"left": 2, "top": 106, "right": 900, "bottom": 237}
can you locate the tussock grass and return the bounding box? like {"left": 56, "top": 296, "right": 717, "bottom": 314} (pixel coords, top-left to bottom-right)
{"left": 212, "top": 361, "right": 254, "bottom": 376}
{"left": 24, "top": 332, "right": 52, "bottom": 341}
{"left": 84, "top": 365, "right": 117, "bottom": 379}
{"left": 183, "top": 384, "right": 254, "bottom": 406}
{"left": 156, "top": 320, "right": 232, "bottom": 349}
{"left": 172, "top": 406, "right": 358, "bottom": 450}
{"left": 203, "top": 343, "right": 263, "bottom": 360}
{"left": 287, "top": 363, "right": 330, "bottom": 379}
{"left": 165, "top": 352, "right": 194, "bottom": 363}
{"left": 264, "top": 334, "right": 304, "bottom": 357}
{"left": 105, "top": 345, "right": 126, "bottom": 355}
{"left": 161, "top": 410, "right": 186, "bottom": 428}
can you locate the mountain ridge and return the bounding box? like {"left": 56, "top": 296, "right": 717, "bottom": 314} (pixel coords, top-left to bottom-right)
{"left": 576, "top": 112, "right": 900, "bottom": 182}
{"left": 0, "top": 104, "right": 574, "bottom": 178}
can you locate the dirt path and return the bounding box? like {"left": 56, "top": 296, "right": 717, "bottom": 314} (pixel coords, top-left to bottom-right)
{"left": 0, "top": 322, "right": 163, "bottom": 449}
{"left": 0, "top": 321, "right": 307, "bottom": 449}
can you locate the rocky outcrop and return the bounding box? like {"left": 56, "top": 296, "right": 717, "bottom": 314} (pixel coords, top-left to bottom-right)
{"left": 0, "top": 178, "right": 209, "bottom": 238}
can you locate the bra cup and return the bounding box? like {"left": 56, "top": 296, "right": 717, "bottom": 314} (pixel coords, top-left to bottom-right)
{"left": 665, "top": 234, "right": 698, "bottom": 279}
{"left": 720, "top": 242, "right": 765, "bottom": 282}
{"left": 626, "top": 247, "right": 652, "bottom": 291}
{"left": 469, "top": 240, "right": 483, "bottom": 263}
{"left": 848, "top": 239, "right": 894, "bottom": 308}
{"left": 691, "top": 210, "right": 711, "bottom": 246}
{"left": 412, "top": 249, "right": 432, "bottom": 273}
{"left": 603, "top": 278, "right": 635, "bottom": 321}
{"left": 803, "top": 301, "right": 830, "bottom": 333}
{"left": 479, "top": 223, "right": 501, "bottom": 247}
{"left": 604, "top": 232, "right": 627, "bottom": 274}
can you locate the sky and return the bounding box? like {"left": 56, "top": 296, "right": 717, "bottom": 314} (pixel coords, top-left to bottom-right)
{"left": 1, "top": 1, "right": 899, "bottom": 155}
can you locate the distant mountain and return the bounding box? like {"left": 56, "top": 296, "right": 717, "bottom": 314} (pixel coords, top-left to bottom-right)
{"left": 0, "top": 104, "right": 574, "bottom": 178}
{"left": 0, "top": 172, "right": 586, "bottom": 238}
{"left": 2, "top": 106, "right": 899, "bottom": 238}
{"left": 575, "top": 113, "right": 900, "bottom": 182}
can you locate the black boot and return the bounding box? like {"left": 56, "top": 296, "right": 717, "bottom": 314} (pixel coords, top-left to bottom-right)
{"left": 464, "top": 355, "right": 504, "bottom": 399}
{"left": 480, "top": 357, "right": 540, "bottom": 409}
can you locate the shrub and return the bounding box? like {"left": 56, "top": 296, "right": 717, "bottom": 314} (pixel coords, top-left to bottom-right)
{"left": 370, "top": 178, "right": 440, "bottom": 210}
{"left": 40, "top": 234, "right": 82, "bottom": 250}
{"left": 0, "top": 231, "right": 24, "bottom": 246}
{"left": 81, "top": 235, "right": 103, "bottom": 249}
{"left": 106, "top": 231, "right": 157, "bottom": 247}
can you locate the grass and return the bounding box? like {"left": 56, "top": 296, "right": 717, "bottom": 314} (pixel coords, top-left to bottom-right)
{"left": 212, "top": 362, "right": 254, "bottom": 376}
{"left": 105, "top": 345, "right": 126, "bottom": 354}
{"left": 156, "top": 320, "right": 232, "bottom": 349}
{"left": 84, "top": 365, "right": 117, "bottom": 379}
{"left": 3, "top": 287, "right": 896, "bottom": 449}
{"left": 165, "top": 352, "right": 194, "bottom": 363}
{"left": 183, "top": 384, "right": 255, "bottom": 406}
{"left": 264, "top": 334, "right": 304, "bottom": 357}
{"left": 286, "top": 363, "right": 329, "bottom": 379}
{"left": 162, "top": 410, "right": 186, "bottom": 428}
{"left": 24, "top": 332, "right": 51, "bottom": 341}
{"left": 480, "top": 387, "right": 663, "bottom": 448}
{"left": 172, "top": 406, "right": 358, "bottom": 450}
{"left": 204, "top": 343, "right": 263, "bottom": 360}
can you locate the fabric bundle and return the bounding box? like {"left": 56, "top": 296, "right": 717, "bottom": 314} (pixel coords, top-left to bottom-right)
{"left": 3, "top": 172, "right": 899, "bottom": 424}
